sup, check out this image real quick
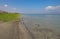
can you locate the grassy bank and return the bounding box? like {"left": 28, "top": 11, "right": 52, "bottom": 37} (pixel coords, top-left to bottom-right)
{"left": 0, "top": 13, "right": 20, "bottom": 22}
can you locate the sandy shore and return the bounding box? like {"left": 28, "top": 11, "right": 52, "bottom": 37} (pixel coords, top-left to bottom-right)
{"left": 0, "top": 21, "right": 33, "bottom": 39}
{"left": 0, "top": 20, "right": 60, "bottom": 39}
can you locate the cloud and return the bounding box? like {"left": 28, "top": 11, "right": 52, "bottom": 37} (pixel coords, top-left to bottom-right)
{"left": 45, "top": 6, "right": 55, "bottom": 10}
{"left": 45, "top": 5, "right": 60, "bottom": 14}
{"left": 13, "top": 8, "right": 16, "bottom": 10}
{"left": 45, "top": 5, "right": 60, "bottom": 10}
{"left": 12, "top": 8, "right": 17, "bottom": 12}
{"left": 4, "top": 4, "right": 8, "bottom": 7}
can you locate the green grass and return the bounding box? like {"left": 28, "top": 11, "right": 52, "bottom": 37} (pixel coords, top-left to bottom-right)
{"left": 0, "top": 13, "right": 20, "bottom": 22}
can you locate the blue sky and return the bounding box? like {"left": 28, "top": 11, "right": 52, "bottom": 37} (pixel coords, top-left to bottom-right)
{"left": 0, "top": 0, "right": 60, "bottom": 14}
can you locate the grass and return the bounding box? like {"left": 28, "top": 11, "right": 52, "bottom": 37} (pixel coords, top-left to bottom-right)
{"left": 0, "top": 13, "right": 20, "bottom": 22}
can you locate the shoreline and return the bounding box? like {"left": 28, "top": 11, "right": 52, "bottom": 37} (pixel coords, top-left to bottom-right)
{"left": 20, "top": 17, "right": 60, "bottom": 39}
{"left": 0, "top": 20, "right": 33, "bottom": 39}
{"left": 0, "top": 16, "right": 60, "bottom": 39}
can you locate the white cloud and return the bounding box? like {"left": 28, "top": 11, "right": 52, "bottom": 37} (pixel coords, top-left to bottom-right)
{"left": 45, "top": 5, "right": 60, "bottom": 10}
{"left": 12, "top": 8, "right": 17, "bottom": 12}
{"left": 45, "top": 5, "right": 60, "bottom": 14}
{"left": 45, "top": 6, "right": 55, "bottom": 10}
{"left": 13, "top": 8, "right": 16, "bottom": 10}
{"left": 4, "top": 4, "right": 8, "bottom": 7}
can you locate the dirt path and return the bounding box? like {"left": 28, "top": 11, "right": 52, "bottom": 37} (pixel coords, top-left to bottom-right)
{"left": 8, "top": 21, "right": 20, "bottom": 39}
{"left": 0, "top": 22, "right": 13, "bottom": 39}
{"left": 10, "top": 21, "right": 33, "bottom": 39}
{"left": 0, "top": 21, "right": 33, "bottom": 39}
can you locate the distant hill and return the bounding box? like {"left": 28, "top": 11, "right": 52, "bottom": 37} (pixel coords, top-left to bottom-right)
{"left": 0, "top": 10, "right": 8, "bottom": 14}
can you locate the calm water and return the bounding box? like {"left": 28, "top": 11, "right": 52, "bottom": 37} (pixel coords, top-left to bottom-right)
{"left": 21, "top": 14, "right": 60, "bottom": 32}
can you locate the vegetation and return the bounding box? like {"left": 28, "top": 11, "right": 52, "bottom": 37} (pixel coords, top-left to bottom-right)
{"left": 0, "top": 13, "right": 20, "bottom": 22}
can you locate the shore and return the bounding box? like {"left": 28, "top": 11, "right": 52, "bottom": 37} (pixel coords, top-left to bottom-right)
{"left": 0, "top": 20, "right": 33, "bottom": 39}
{"left": 0, "top": 18, "right": 60, "bottom": 39}
{"left": 0, "top": 13, "right": 33, "bottom": 39}
{"left": 20, "top": 18, "right": 60, "bottom": 39}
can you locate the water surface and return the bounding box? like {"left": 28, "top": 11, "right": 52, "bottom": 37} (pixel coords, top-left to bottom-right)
{"left": 21, "top": 14, "right": 60, "bottom": 32}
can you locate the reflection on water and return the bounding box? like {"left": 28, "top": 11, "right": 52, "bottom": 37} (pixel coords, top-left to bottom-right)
{"left": 21, "top": 14, "right": 60, "bottom": 39}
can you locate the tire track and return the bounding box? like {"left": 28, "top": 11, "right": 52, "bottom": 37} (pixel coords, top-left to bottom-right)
{"left": 8, "top": 21, "right": 20, "bottom": 39}
{"left": 12, "top": 21, "right": 20, "bottom": 39}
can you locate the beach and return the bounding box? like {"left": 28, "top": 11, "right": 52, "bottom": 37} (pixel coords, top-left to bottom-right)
{"left": 0, "top": 0, "right": 60, "bottom": 39}
{"left": 0, "top": 14, "right": 60, "bottom": 39}
{"left": 0, "top": 20, "right": 34, "bottom": 39}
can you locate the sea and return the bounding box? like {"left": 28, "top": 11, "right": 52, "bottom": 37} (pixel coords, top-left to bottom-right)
{"left": 21, "top": 14, "right": 60, "bottom": 33}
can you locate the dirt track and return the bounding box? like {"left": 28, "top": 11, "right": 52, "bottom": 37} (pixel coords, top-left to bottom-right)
{"left": 0, "top": 21, "right": 33, "bottom": 39}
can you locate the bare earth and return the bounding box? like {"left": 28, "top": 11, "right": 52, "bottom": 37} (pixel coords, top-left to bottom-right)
{"left": 0, "top": 21, "right": 33, "bottom": 39}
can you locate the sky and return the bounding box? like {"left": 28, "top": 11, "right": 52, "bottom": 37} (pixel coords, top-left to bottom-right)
{"left": 0, "top": 0, "right": 60, "bottom": 14}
